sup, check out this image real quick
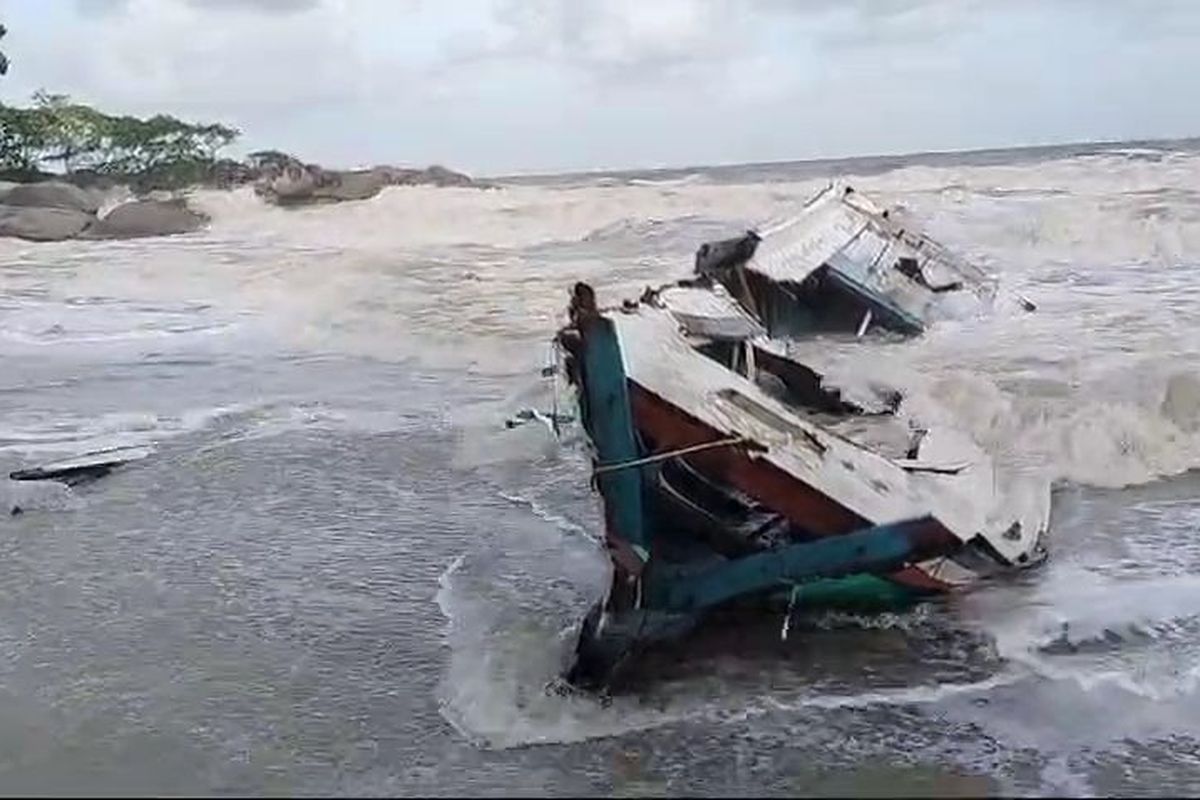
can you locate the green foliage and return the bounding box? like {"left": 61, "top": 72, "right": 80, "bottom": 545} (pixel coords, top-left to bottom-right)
{"left": 0, "top": 24, "right": 240, "bottom": 187}
{"left": 0, "top": 104, "right": 47, "bottom": 174}
{"left": 0, "top": 90, "right": 240, "bottom": 188}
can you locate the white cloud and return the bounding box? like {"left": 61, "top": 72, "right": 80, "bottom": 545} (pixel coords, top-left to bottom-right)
{"left": 183, "top": 0, "right": 319, "bottom": 11}
{"left": 10, "top": 0, "right": 365, "bottom": 110}
{"left": 3, "top": 0, "right": 1199, "bottom": 173}
{"left": 483, "top": 0, "right": 747, "bottom": 73}
{"left": 75, "top": 0, "right": 321, "bottom": 15}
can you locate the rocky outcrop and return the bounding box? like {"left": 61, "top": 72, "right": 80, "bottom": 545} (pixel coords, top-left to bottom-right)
{"left": 0, "top": 184, "right": 208, "bottom": 243}
{"left": 385, "top": 164, "right": 480, "bottom": 188}
{"left": 0, "top": 155, "right": 483, "bottom": 238}
{"left": 255, "top": 163, "right": 387, "bottom": 206}
{"left": 250, "top": 152, "right": 483, "bottom": 207}
{"left": 82, "top": 199, "right": 209, "bottom": 240}
{"left": 0, "top": 205, "right": 94, "bottom": 242}
{"left": 3, "top": 181, "right": 100, "bottom": 215}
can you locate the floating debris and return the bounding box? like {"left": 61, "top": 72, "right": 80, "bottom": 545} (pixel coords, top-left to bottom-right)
{"left": 503, "top": 408, "right": 575, "bottom": 431}
{"left": 9, "top": 445, "right": 153, "bottom": 488}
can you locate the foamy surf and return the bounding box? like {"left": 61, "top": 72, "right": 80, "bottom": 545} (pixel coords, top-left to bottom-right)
{"left": 497, "top": 491, "right": 599, "bottom": 546}
{"left": 952, "top": 563, "right": 1200, "bottom": 705}
{"left": 8, "top": 147, "right": 1189, "bottom": 500}
{"left": 436, "top": 542, "right": 1026, "bottom": 750}
{"left": 435, "top": 533, "right": 1036, "bottom": 750}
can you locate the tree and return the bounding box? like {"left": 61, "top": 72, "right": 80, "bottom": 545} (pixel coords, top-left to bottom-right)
{"left": 0, "top": 91, "right": 241, "bottom": 187}
{"left": 0, "top": 104, "right": 47, "bottom": 173}
{"left": 31, "top": 91, "right": 109, "bottom": 173}
{"left": 0, "top": 23, "right": 245, "bottom": 186}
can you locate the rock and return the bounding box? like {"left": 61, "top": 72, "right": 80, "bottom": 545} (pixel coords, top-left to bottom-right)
{"left": 61, "top": 170, "right": 121, "bottom": 193}
{"left": 82, "top": 199, "right": 209, "bottom": 239}
{"left": 416, "top": 165, "right": 478, "bottom": 188}
{"left": 255, "top": 164, "right": 386, "bottom": 206}
{"left": 208, "top": 158, "right": 258, "bottom": 189}
{"left": 3, "top": 181, "right": 100, "bottom": 214}
{"left": 314, "top": 170, "right": 386, "bottom": 202}
{"left": 246, "top": 150, "right": 306, "bottom": 174}
{"left": 0, "top": 204, "right": 93, "bottom": 241}
{"left": 373, "top": 164, "right": 480, "bottom": 188}
{"left": 252, "top": 154, "right": 482, "bottom": 206}
{"left": 253, "top": 160, "right": 318, "bottom": 204}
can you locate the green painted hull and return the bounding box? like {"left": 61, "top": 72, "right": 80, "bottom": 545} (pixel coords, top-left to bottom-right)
{"left": 785, "top": 574, "right": 926, "bottom": 613}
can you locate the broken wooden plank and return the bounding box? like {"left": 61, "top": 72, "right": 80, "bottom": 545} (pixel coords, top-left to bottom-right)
{"left": 9, "top": 445, "right": 152, "bottom": 487}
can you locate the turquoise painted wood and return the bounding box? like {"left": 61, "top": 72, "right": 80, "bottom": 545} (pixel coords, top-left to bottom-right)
{"left": 578, "top": 317, "right": 649, "bottom": 550}
{"left": 656, "top": 516, "right": 949, "bottom": 612}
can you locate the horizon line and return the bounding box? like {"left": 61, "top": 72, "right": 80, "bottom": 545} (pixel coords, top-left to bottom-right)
{"left": 483, "top": 133, "right": 1200, "bottom": 182}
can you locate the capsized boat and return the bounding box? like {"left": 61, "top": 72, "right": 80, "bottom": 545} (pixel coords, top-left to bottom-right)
{"left": 555, "top": 281, "right": 1049, "bottom": 690}
{"left": 694, "top": 181, "right": 1013, "bottom": 337}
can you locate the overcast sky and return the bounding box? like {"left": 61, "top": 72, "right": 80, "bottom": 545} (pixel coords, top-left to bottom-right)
{"left": 1, "top": 0, "right": 1199, "bottom": 175}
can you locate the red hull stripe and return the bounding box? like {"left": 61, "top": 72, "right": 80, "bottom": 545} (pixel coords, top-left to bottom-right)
{"left": 626, "top": 383, "right": 959, "bottom": 594}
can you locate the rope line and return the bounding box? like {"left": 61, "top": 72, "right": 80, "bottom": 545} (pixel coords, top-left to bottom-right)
{"left": 593, "top": 436, "right": 747, "bottom": 476}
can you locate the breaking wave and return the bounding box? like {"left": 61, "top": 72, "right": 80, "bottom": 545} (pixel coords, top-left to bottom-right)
{"left": 906, "top": 364, "right": 1200, "bottom": 489}
{"left": 170, "top": 149, "right": 1200, "bottom": 495}
{"left": 995, "top": 572, "right": 1200, "bottom": 655}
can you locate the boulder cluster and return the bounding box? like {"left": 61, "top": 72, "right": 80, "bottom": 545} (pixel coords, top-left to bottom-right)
{"left": 246, "top": 152, "right": 480, "bottom": 206}
{"left": 0, "top": 157, "right": 483, "bottom": 242}
{"left": 0, "top": 181, "right": 208, "bottom": 242}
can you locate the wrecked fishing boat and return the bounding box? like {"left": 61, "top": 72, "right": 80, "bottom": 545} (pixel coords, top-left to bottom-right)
{"left": 554, "top": 281, "right": 1049, "bottom": 690}
{"left": 694, "top": 181, "right": 1010, "bottom": 337}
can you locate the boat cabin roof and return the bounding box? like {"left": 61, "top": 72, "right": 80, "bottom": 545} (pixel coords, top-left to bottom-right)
{"left": 744, "top": 182, "right": 996, "bottom": 302}
{"left": 656, "top": 284, "right": 765, "bottom": 341}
